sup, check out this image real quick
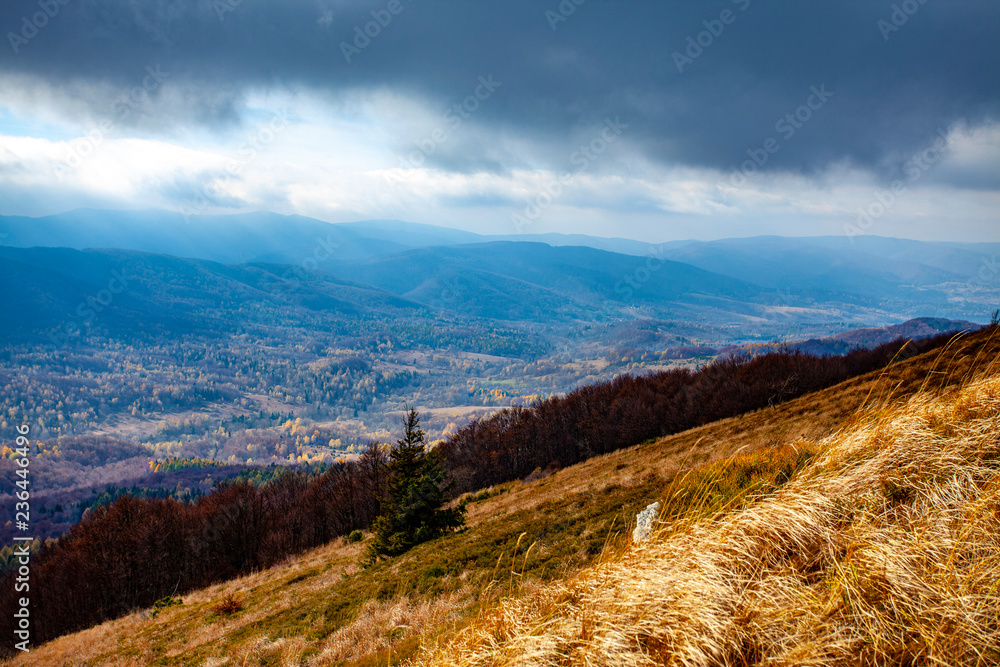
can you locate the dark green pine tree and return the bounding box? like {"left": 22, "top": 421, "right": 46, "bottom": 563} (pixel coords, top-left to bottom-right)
{"left": 366, "top": 408, "right": 465, "bottom": 562}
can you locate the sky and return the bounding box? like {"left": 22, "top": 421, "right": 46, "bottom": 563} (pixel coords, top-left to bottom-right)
{"left": 0, "top": 0, "right": 997, "bottom": 242}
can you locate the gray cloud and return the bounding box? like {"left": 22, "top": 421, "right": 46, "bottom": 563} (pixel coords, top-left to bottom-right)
{"left": 0, "top": 0, "right": 997, "bottom": 183}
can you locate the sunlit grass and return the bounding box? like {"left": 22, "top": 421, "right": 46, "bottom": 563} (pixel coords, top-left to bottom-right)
{"left": 417, "top": 371, "right": 1000, "bottom": 666}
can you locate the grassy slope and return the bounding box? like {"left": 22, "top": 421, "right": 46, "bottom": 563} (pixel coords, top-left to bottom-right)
{"left": 420, "top": 343, "right": 1000, "bottom": 666}
{"left": 5, "top": 329, "right": 998, "bottom": 666}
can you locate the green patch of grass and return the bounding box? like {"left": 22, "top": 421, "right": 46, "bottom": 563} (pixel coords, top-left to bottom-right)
{"left": 464, "top": 483, "right": 513, "bottom": 504}
{"left": 662, "top": 444, "right": 819, "bottom": 524}
{"left": 285, "top": 567, "right": 320, "bottom": 586}
{"left": 321, "top": 594, "right": 359, "bottom": 636}
{"left": 150, "top": 595, "right": 183, "bottom": 617}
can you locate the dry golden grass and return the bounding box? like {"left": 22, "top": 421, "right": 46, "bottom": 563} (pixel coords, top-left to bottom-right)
{"left": 416, "top": 369, "right": 1000, "bottom": 667}
{"left": 308, "top": 588, "right": 472, "bottom": 666}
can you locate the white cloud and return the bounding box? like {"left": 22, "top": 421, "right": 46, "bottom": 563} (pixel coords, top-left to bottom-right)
{"left": 0, "top": 84, "right": 998, "bottom": 244}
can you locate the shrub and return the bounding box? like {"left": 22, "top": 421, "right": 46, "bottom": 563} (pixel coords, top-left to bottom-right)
{"left": 211, "top": 594, "right": 243, "bottom": 616}
{"left": 150, "top": 596, "right": 182, "bottom": 617}
{"left": 347, "top": 530, "right": 364, "bottom": 543}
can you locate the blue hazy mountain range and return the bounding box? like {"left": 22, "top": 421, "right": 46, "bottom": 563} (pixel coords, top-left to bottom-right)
{"left": 1, "top": 209, "right": 997, "bottom": 335}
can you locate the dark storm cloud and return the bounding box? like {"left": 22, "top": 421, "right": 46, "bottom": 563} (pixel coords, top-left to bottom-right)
{"left": 2, "top": 0, "right": 997, "bottom": 177}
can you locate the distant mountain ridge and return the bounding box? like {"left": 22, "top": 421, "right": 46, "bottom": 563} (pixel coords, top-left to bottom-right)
{"left": 656, "top": 236, "right": 965, "bottom": 295}
{"left": 0, "top": 209, "right": 413, "bottom": 265}
{"left": 2, "top": 208, "right": 997, "bottom": 323}
{"left": 714, "top": 316, "right": 978, "bottom": 358}
{"left": 781, "top": 317, "right": 978, "bottom": 357}
{"left": 328, "top": 241, "right": 767, "bottom": 322}
{"left": 0, "top": 245, "right": 427, "bottom": 344}
{"left": 0, "top": 243, "right": 788, "bottom": 345}
{"left": 0, "top": 209, "right": 672, "bottom": 263}
{"left": 4, "top": 208, "right": 995, "bottom": 282}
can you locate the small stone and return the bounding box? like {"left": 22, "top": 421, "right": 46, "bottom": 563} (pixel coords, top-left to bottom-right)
{"left": 632, "top": 501, "right": 660, "bottom": 544}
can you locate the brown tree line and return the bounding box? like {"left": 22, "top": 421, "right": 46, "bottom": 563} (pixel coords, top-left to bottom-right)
{"left": 438, "top": 334, "right": 959, "bottom": 493}
{"left": 0, "top": 445, "right": 388, "bottom": 651}
{"left": 0, "top": 332, "right": 961, "bottom": 653}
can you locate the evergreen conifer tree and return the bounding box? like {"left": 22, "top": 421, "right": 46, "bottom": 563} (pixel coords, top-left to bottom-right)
{"left": 366, "top": 408, "right": 465, "bottom": 561}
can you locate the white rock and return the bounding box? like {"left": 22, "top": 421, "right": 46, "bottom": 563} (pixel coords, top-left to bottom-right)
{"left": 632, "top": 501, "right": 660, "bottom": 544}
